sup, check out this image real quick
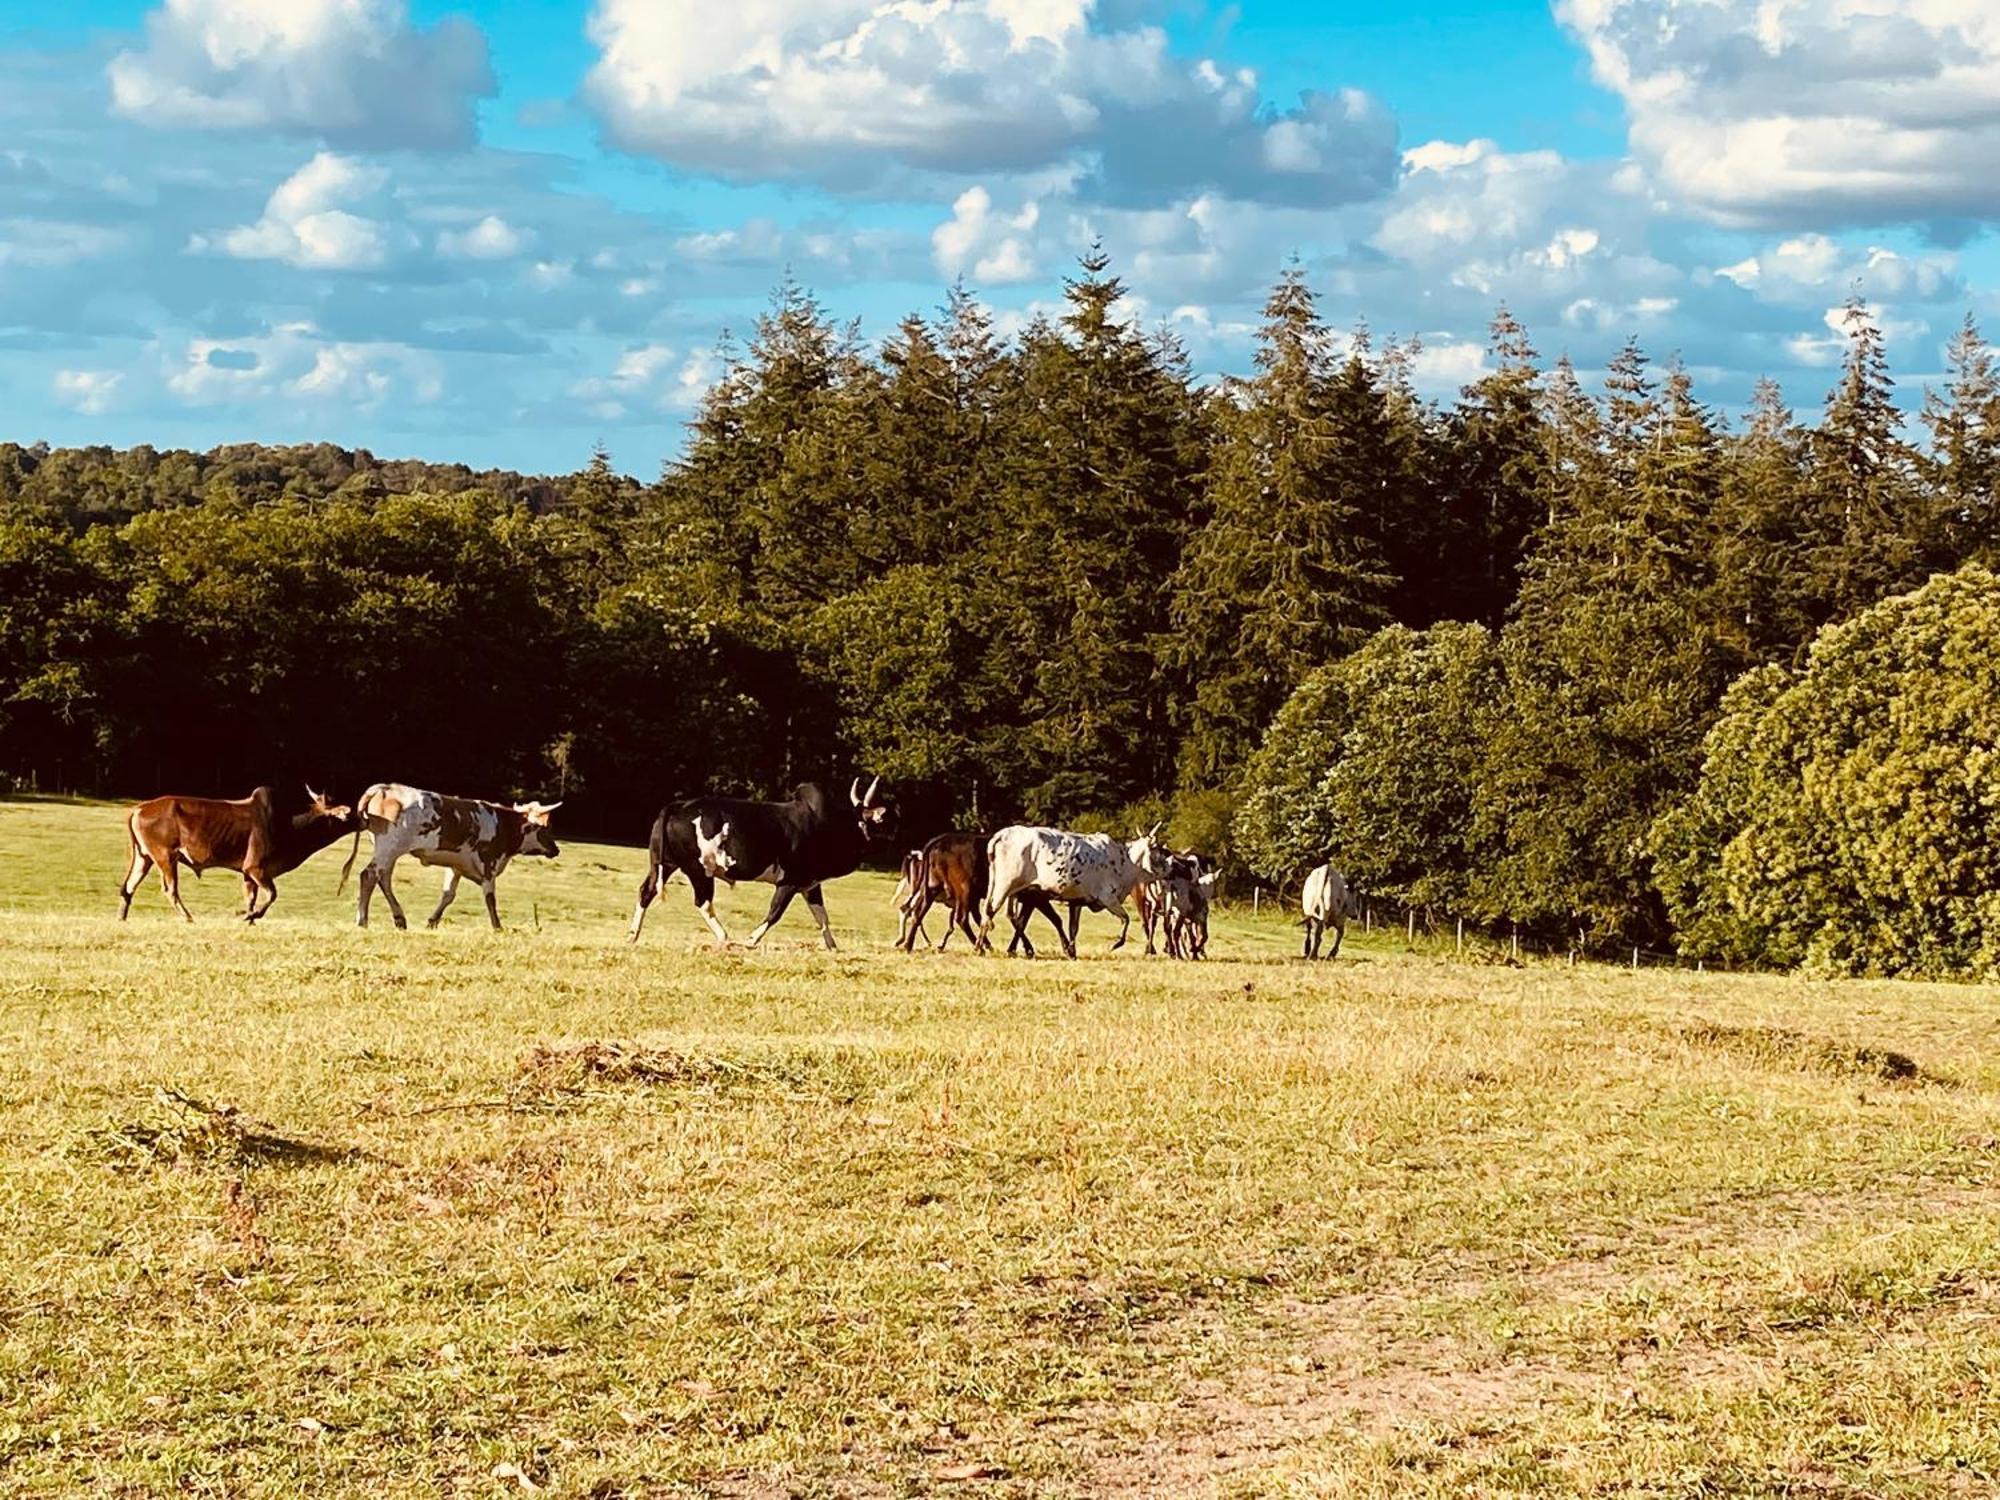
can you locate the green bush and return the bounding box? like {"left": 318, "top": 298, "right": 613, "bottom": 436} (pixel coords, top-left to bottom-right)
{"left": 1652, "top": 565, "right": 2000, "bottom": 977}
{"left": 1233, "top": 623, "right": 1502, "bottom": 907}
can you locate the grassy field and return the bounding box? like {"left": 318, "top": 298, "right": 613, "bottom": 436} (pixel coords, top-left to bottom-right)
{"left": 3, "top": 795, "right": 2000, "bottom": 1497}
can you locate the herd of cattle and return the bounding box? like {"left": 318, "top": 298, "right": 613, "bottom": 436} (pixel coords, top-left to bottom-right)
{"left": 115, "top": 777, "right": 1361, "bottom": 959}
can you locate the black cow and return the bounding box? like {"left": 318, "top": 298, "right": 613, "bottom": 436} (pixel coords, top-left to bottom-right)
{"left": 628, "top": 777, "right": 896, "bottom": 949}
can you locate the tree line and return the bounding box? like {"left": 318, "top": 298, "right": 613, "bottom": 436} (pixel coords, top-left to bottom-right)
{"left": 3, "top": 251, "right": 1996, "bottom": 967}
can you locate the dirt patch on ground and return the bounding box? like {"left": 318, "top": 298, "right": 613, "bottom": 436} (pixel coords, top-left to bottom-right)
{"left": 76, "top": 1086, "right": 358, "bottom": 1171}
{"left": 510, "top": 1040, "right": 872, "bottom": 1108}
{"left": 1670, "top": 1020, "right": 1936, "bottom": 1084}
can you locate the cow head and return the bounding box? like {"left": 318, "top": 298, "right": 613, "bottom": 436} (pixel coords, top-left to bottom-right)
{"left": 513, "top": 800, "right": 562, "bottom": 858}
{"left": 849, "top": 775, "right": 896, "bottom": 841}
{"left": 695, "top": 815, "right": 736, "bottom": 877}
{"left": 1126, "top": 822, "right": 1173, "bottom": 879}
{"left": 303, "top": 785, "right": 356, "bottom": 828}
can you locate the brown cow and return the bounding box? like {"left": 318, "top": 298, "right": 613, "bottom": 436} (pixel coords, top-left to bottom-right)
{"left": 119, "top": 785, "right": 357, "bottom": 923}
{"left": 900, "top": 831, "right": 1070, "bottom": 956}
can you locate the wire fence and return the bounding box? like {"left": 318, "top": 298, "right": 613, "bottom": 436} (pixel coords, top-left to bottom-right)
{"left": 1239, "top": 884, "right": 1734, "bottom": 974}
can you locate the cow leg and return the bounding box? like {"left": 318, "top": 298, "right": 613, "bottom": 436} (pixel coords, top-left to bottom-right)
{"left": 906, "top": 887, "right": 937, "bottom": 950}
{"left": 242, "top": 869, "right": 277, "bottom": 923}
{"left": 804, "top": 885, "right": 836, "bottom": 952}
{"left": 1006, "top": 896, "right": 1035, "bottom": 958}
{"left": 1106, "top": 902, "right": 1129, "bottom": 954}
{"left": 683, "top": 866, "right": 730, "bottom": 945}
{"left": 427, "top": 869, "right": 461, "bottom": 928}
{"left": 160, "top": 858, "right": 193, "bottom": 923}
{"left": 374, "top": 864, "right": 409, "bottom": 929}
{"left": 1302, "top": 918, "right": 1318, "bottom": 960}
{"left": 746, "top": 885, "right": 801, "bottom": 948}
{"left": 481, "top": 878, "right": 502, "bottom": 931}
{"left": 629, "top": 859, "right": 661, "bottom": 943}
{"left": 1326, "top": 917, "right": 1344, "bottom": 961}
{"left": 119, "top": 845, "right": 154, "bottom": 921}
{"left": 1065, "top": 902, "right": 1084, "bottom": 959}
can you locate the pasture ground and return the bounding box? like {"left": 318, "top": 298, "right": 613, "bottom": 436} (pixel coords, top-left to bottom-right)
{"left": 3, "top": 795, "right": 1999, "bottom": 1497}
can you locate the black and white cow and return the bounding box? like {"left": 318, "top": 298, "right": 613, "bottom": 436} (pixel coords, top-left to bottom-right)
{"left": 628, "top": 777, "right": 896, "bottom": 949}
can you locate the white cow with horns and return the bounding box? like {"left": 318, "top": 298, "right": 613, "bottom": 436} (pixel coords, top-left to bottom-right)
{"left": 979, "top": 823, "right": 1174, "bottom": 957}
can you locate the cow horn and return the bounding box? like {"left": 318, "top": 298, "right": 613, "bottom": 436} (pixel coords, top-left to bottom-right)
{"left": 1146, "top": 821, "right": 1163, "bottom": 840}
{"left": 305, "top": 783, "right": 322, "bottom": 803}
{"left": 851, "top": 777, "right": 863, "bottom": 806}
{"left": 865, "top": 775, "right": 881, "bottom": 805}
{"left": 542, "top": 801, "right": 561, "bottom": 814}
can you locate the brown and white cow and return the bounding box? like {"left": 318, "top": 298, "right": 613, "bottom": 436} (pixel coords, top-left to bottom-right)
{"left": 119, "top": 785, "right": 356, "bottom": 923}
{"left": 338, "top": 783, "right": 560, "bottom": 930}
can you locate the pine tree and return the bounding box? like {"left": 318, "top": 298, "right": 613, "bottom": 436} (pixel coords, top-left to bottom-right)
{"left": 1439, "top": 308, "right": 1544, "bottom": 626}
{"left": 1923, "top": 314, "right": 2000, "bottom": 562}
{"left": 1481, "top": 344, "right": 1726, "bottom": 944}
{"left": 1798, "top": 297, "right": 1937, "bottom": 633}
{"left": 1710, "top": 377, "right": 1809, "bottom": 666}
{"left": 1165, "top": 268, "right": 1393, "bottom": 785}
{"left": 976, "top": 247, "right": 1204, "bottom": 816}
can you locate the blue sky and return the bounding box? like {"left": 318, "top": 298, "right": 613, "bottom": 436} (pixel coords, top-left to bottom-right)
{"left": 3, "top": 0, "right": 1997, "bottom": 475}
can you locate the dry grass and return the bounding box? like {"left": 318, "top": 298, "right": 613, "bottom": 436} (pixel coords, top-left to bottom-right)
{"left": 3, "top": 796, "right": 2000, "bottom": 1496}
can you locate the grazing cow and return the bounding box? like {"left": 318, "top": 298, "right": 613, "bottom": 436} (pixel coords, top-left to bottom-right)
{"left": 119, "top": 785, "right": 356, "bottom": 923}
{"left": 1301, "top": 862, "right": 1358, "bottom": 959}
{"left": 338, "top": 784, "right": 560, "bottom": 930}
{"left": 980, "top": 823, "right": 1174, "bottom": 957}
{"left": 898, "top": 831, "right": 1070, "bottom": 956}
{"left": 1161, "top": 856, "right": 1215, "bottom": 960}
{"left": 628, "top": 777, "right": 896, "bottom": 949}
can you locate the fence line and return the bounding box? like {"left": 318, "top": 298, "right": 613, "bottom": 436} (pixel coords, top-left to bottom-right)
{"left": 1238, "top": 882, "right": 1728, "bottom": 975}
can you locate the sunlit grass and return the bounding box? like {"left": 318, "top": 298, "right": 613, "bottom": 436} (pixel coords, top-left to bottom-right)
{"left": 2, "top": 797, "right": 1998, "bottom": 1495}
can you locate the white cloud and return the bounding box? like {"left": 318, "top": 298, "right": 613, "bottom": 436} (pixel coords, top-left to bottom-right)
{"left": 161, "top": 322, "right": 437, "bottom": 408}
{"left": 933, "top": 186, "right": 1042, "bottom": 283}
{"left": 1704, "top": 233, "right": 1959, "bottom": 302}
{"left": 568, "top": 342, "right": 713, "bottom": 420}
{"left": 1557, "top": 0, "right": 2000, "bottom": 226}
{"left": 438, "top": 215, "right": 529, "bottom": 261}
{"left": 53, "top": 369, "right": 124, "bottom": 415}
{"left": 196, "top": 152, "right": 395, "bottom": 271}
{"left": 583, "top": 0, "right": 1398, "bottom": 204}
{"left": 110, "top": 0, "right": 494, "bottom": 150}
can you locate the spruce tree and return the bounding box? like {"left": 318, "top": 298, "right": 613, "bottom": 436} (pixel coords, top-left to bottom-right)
{"left": 1923, "top": 314, "right": 2000, "bottom": 562}
{"left": 1439, "top": 308, "right": 1544, "bottom": 626}
{"left": 1167, "top": 267, "right": 1393, "bottom": 787}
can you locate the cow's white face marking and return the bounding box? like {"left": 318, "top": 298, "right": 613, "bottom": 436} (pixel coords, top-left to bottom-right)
{"left": 695, "top": 816, "right": 735, "bottom": 877}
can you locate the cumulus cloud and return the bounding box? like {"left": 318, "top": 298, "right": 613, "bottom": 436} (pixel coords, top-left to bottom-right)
{"left": 194, "top": 152, "right": 398, "bottom": 270}
{"left": 568, "top": 342, "right": 713, "bottom": 420}
{"left": 438, "top": 214, "right": 529, "bottom": 261}
{"left": 1708, "top": 233, "right": 1960, "bottom": 302}
{"left": 583, "top": 0, "right": 1398, "bottom": 204}
{"left": 933, "top": 187, "right": 1042, "bottom": 283}
{"left": 110, "top": 0, "right": 495, "bottom": 150}
{"left": 1557, "top": 0, "right": 2000, "bottom": 227}
{"left": 53, "top": 368, "right": 124, "bottom": 415}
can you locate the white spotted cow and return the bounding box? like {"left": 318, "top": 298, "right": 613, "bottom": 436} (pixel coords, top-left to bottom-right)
{"left": 338, "top": 783, "right": 560, "bottom": 930}
{"left": 1301, "top": 862, "right": 1358, "bottom": 960}
{"left": 979, "top": 823, "right": 1174, "bottom": 957}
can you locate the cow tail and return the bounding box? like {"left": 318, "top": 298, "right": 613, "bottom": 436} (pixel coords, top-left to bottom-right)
{"left": 335, "top": 823, "right": 365, "bottom": 894}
